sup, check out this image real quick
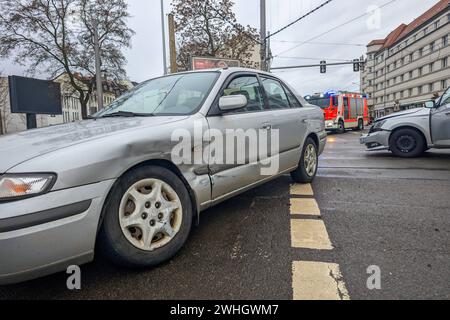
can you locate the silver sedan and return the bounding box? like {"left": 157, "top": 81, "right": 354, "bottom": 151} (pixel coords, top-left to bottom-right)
{"left": 0, "top": 68, "right": 326, "bottom": 284}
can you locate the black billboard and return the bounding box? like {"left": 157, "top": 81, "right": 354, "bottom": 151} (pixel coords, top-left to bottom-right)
{"left": 9, "top": 76, "right": 62, "bottom": 115}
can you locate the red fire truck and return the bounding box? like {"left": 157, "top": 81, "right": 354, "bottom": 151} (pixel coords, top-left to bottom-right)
{"left": 305, "top": 91, "right": 370, "bottom": 133}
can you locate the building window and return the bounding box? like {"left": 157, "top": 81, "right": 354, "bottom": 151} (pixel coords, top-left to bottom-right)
{"left": 409, "top": 71, "right": 413, "bottom": 79}
{"left": 409, "top": 88, "right": 413, "bottom": 97}
{"left": 418, "top": 67, "right": 423, "bottom": 76}
{"left": 423, "top": 27, "right": 428, "bottom": 36}
{"left": 419, "top": 48, "right": 423, "bottom": 57}
{"left": 429, "top": 63, "right": 434, "bottom": 73}
{"left": 418, "top": 86, "right": 423, "bottom": 95}
{"left": 442, "top": 57, "right": 448, "bottom": 68}
{"left": 442, "top": 80, "right": 448, "bottom": 90}
{"left": 435, "top": 21, "right": 439, "bottom": 29}
{"left": 430, "top": 41, "right": 435, "bottom": 52}
{"left": 443, "top": 35, "right": 449, "bottom": 47}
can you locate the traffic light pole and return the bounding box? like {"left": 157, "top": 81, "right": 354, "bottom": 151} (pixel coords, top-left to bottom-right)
{"left": 271, "top": 61, "right": 357, "bottom": 70}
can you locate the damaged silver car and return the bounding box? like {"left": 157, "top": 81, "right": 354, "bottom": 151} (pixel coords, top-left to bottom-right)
{"left": 0, "top": 68, "right": 326, "bottom": 284}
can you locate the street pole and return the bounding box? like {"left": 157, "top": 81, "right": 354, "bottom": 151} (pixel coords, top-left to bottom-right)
{"left": 160, "top": 0, "right": 168, "bottom": 75}
{"left": 168, "top": 14, "right": 178, "bottom": 74}
{"left": 93, "top": 20, "right": 104, "bottom": 111}
{"left": 260, "top": 0, "right": 267, "bottom": 71}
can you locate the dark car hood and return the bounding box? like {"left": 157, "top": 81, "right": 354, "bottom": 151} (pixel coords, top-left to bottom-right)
{"left": 0, "top": 116, "right": 186, "bottom": 173}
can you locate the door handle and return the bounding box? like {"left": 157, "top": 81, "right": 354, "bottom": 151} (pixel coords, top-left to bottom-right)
{"left": 261, "top": 124, "right": 272, "bottom": 130}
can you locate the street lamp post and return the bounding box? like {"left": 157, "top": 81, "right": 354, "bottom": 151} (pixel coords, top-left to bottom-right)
{"left": 93, "top": 20, "right": 104, "bottom": 111}
{"left": 160, "top": 0, "right": 168, "bottom": 75}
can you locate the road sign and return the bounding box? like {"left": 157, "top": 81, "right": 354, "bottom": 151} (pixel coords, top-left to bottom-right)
{"left": 191, "top": 57, "right": 241, "bottom": 71}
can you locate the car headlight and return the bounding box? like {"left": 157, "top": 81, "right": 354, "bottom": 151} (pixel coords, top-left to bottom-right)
{"left": 370, "top": 120, "right": 387, "bottom": 133}
{"left": 0, "top": 174, "right": 56, "bottom": 201}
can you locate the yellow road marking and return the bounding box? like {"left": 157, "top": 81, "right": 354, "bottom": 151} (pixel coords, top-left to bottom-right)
{"left": 290, "top": 219, "right": 333, "bottom": 250}
{"left": 292, "top": 261, "right": 350, "bottom": 300}
{"left": 290, "top": 183, "right": 314, "bottom": 196}
{"left": 290, "top": 198, "right": 321, "bottom": 216}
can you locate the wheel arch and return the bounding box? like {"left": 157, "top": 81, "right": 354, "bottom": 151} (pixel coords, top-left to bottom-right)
{"left": 389, "top": 125, "right": 429, "bottom": 146}
{"left": 96, "top": 159, "right": 200, "bottom": 234}
{"left": 306, "top": 132, "right": 320, "bottom": 148}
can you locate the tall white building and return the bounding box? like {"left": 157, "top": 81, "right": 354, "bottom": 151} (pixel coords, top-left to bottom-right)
{"left": 361, "top": 0, "right": 450, "bottom": 119}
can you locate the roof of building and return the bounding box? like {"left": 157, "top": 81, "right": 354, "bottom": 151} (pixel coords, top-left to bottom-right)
{"left": 367, "top": 0, "right": 450, "bottom": 50}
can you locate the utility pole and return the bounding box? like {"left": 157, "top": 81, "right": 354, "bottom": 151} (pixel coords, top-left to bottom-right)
{"left": 93, "top": 20, "right": 104, "bottom": 111}
{"left": 160, "top": 0, "right": 168, "bottom": 75}
{"left": 260, "top": 0, "right": 267, "bottom": 71}
{"left": 168, "top": 14, "right": 178, "bottom": 74}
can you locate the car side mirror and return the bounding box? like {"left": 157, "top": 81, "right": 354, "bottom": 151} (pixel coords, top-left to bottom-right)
{"left": 219, "top": 95, "right": 248, "bottom": 112}
{"left": 424, "top": 100, "right": 436, "bottom": 109}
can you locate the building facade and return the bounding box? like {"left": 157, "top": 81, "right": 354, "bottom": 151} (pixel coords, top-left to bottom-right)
{"left": 361, "top": 0, "right": 450, "bottom": 119}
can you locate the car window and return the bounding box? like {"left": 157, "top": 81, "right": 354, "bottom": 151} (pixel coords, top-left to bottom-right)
{"left": 440, "top": 88, "right": 450, "bottom": 106}
{"left": 261, "top": 77, "right": 291, "bottom": 110}
{"left": 283, "top": 84, "right": 303, "bottom": 108}
{"left": 222, "top": 76, "right": 264, "bottom": 113}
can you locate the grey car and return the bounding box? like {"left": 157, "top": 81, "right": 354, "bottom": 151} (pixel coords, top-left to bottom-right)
{"left": 361, "top": 86, "right": 450, "bottom": 157}
{"left": 0, "top": 68, "right": 326, "bottom": 284}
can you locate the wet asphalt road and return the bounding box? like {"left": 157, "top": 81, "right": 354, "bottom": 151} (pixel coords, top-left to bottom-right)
{"left": 1, "top": 130, "right": 449, "bottom": 300}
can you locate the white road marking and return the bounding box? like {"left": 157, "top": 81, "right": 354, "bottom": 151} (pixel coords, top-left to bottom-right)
{"left": 292, "top": 261, "right": 351, "bottom": 300}
{"left": 290, "top": 183, "right": 314, "bottom": 196}
{"left": 290, "top": 219, "right": 333, "bottom": 250}
{"left": 290, "top": 198, "right": 321, "bottom": 216}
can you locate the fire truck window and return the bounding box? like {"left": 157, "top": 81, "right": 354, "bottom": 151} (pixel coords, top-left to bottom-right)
{"left": 261, "top": 77, "right": 291, "bottom": 110}
{"left": 332, "top": 96, "right": 338, "bottom": 106}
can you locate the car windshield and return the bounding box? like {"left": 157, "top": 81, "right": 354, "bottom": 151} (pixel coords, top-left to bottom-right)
{"left": 94, "top": 72, "right": 219, "bottom": 117}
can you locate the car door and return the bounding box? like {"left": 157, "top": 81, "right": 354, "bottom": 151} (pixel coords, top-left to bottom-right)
{"left": 431, "top": 87, "right": 450, "bottom": 146}
{"left": 259, "top": 76, "right": 308, "bottom": 172}
{"left": 206, "top": 73, "right": 273, "bottom": 202}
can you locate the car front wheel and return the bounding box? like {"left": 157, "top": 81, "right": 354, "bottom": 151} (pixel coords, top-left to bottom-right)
{"left": 389, "top": 128, "right": 425, "bottom": 158}
{"left": 98, "top": 166, "right": 192, "bottom": 268}
{"left": 291, "top": 137, "right": 318, "bottom": 183}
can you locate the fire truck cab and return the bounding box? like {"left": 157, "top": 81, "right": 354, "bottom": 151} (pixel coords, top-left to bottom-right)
{"left": 305, "top": 91, "right": 369, "bottom": 133}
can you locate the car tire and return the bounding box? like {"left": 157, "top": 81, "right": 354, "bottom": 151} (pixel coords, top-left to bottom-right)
{"left": 98, "top": 166, "right": 193, "bottom": 268}
{"left": 291, "top": 137, "right": 318, "bottom": 184}
{"left": 337, "top": 120, "right": 345, "bottom": 134}
{"left": 389, "top": 128, "right": 426, "bottom": 158}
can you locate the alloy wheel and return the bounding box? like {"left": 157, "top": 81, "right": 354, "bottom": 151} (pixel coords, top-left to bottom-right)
{"left": 119, "top": 179, "right": 183, "bottom": 252}
{"left": 304, "top": 144, "right": 317, "bottom": 177}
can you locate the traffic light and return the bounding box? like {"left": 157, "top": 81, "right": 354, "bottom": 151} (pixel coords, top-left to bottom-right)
{"left": 353, "top": 59, "right": 360, "bottom": 72}
{"left": 320, "top": 61, "right": 326, "bottom": 74}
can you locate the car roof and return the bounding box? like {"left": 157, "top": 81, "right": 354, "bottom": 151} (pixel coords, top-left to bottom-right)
{"left": 171, "top": 67, "right": 273, "bottom": 78}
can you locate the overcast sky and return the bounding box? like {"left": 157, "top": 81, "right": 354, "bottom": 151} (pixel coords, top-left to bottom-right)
{"left": 0, "top": 0, "right": 440, "bottom": 95}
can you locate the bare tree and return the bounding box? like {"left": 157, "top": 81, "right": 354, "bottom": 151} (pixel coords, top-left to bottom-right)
{"left": 171, "top": 0, "right": 260, "bottom": 71}
{"left": 0, "top": 0, "right": 134, "bottom": 119}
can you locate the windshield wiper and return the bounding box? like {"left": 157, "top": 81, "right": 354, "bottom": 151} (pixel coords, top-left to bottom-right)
{"left": 98, "top": 111, "right": 155, "bottom": 118}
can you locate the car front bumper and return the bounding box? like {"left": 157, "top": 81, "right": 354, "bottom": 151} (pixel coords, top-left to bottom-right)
{"left": 360, "top": 130, "right": 391, "bottom": 151}
{"left": 0, "top": 179, "right": 115, "bottom": 285}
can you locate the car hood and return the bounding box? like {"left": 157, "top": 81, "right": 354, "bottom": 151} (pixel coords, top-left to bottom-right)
{"left": 0, "top": 116, "right": 187, "bottom": 173}
{"left": 376, "top": 108, "right": 428, "bottom": 122}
